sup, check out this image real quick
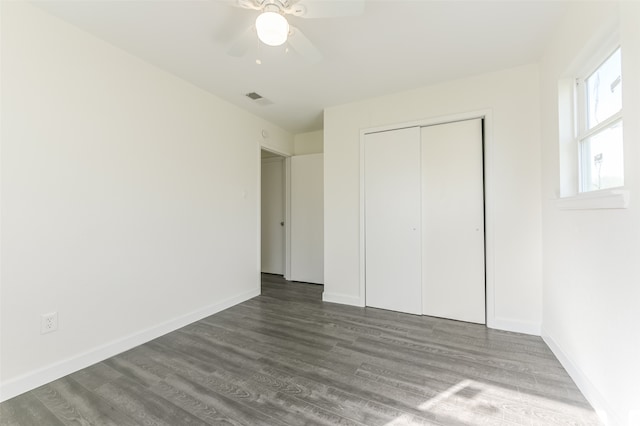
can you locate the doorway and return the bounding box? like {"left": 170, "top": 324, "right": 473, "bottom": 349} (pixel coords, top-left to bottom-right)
{"left": 261, "top": 149, "right": 286, "bottom": 275}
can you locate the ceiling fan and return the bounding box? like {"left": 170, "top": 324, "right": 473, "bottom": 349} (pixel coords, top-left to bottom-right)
{"left": 226, "top": 0, "right": 365, "bottom": 63}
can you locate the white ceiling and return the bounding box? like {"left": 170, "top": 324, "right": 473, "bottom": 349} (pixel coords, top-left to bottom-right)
{"left": 33, "top": 0, "right": 570, "bottom": 134}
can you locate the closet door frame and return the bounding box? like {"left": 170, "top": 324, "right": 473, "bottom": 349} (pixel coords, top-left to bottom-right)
{"left": 358, "top": 109, "right": 495, "bottom": 326}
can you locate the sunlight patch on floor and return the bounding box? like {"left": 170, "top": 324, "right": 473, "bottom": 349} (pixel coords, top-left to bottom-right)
{"left": 418, "top": 379, "right": 477, "bottom": 412}
{"left": 384, "top": 378, "right": 598, "bottom": 426}
{"left": 384, "top": 379, "right": 502, "bottom": 425}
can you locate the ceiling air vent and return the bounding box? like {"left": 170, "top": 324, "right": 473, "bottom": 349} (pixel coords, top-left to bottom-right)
{"left": 245, "top": 92, "right": 263, "bottom": 100}
{"left": 245, "top": 92, "right": 274, "bottom": 106}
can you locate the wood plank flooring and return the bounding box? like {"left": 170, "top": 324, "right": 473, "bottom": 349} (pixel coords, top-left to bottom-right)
{"left": 1, "top": 274, "right": 600, "bottom": 425}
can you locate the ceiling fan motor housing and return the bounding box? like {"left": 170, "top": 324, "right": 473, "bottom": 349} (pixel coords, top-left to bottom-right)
{"left": 259, "top": 0, "right": 289, "bottom": 9}
{"left": 257, "top": 0, "right": 306, "bottom": 17}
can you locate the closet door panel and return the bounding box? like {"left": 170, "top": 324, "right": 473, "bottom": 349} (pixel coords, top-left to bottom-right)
{"left": 421, "top": 119, "right": 485, "bottom": 324}
{"left": 364, "top": 127, "right": 422, "bottom": 315}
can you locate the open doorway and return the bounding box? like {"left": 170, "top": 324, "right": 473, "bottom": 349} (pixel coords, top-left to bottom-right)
{"left": 261, "top": 149, "right": 286, "bottom": 276}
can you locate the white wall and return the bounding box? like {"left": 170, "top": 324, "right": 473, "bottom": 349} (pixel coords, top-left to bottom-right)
{"left": 290, "top": 154, "right": 324, "bottom": 284}
{"left": 293, "top": 130, "right": 323, "bottom": 155}
{"left": 324, "top": 64, "right": 543, "bottom": 334}
{"left": 0, "top": 2, "right": 292, "bottom": 400}
{"left": 539, "top": 2, "right": 640, "bottom": 424}
{"left": 262, "top": 137, "right": 293, "bottom": 157}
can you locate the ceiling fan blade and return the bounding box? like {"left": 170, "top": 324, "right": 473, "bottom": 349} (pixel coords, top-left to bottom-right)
{"left": 288, "top": 26, "right": 322, "bottom": 64}
{"left": 227, "top": 26, "right": 256, "bottom": 57}
{"left": 225, "top": 0, "right": 261, "bottom": 11}
{"left": 286, "top": 0, "right": 365, "bottom": 19}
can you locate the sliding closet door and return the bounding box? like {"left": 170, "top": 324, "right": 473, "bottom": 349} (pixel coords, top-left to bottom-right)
{"left": 364, "top": 127, "right": 422, "bottom": 315}
{"left": 421, "top": 119, "right": 485, "bottom": 324}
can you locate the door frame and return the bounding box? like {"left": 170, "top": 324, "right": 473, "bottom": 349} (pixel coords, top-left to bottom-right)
{"left": 260, "top": 156, "right": 285, "bottom": 275}
{"left": 359, "top": 109, "right": 495, "bottom": 326}
{"left": 259, "top": 147, "right": 292, "bottom": 280}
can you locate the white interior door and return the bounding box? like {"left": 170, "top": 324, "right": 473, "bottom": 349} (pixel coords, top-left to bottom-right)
{"left": 421, "top": 119, "right": 485, "bottom": 324}
{"left": 290, "top": 154, "right": 324, "bottom": 284}
{"left": 261, "top": 157, "right": 284, "bottom": 274}
{"left": 365, "top": 127, "right": 422, "bottom": 315}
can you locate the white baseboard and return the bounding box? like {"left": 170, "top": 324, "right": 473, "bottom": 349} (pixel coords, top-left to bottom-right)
{"left": 321, "top": 299, "right": 543, "bottom": 336}
{"left": 322, "top": 292, "right": 364, "bottom": 307}
{"left": 488, "top": 316, "right": 541, "bottom": 336}
{"left": 0, "top": 288, "right": 260, "bottom": 402}
{"left": 542, "top": 329, "right": 623, "bottom": 426}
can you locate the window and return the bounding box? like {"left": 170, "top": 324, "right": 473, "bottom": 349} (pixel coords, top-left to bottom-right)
{"left": 576, "top": 47, "right": 623, "bottom": 192}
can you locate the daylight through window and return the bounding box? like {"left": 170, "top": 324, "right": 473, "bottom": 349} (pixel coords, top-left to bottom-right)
{"left": 577, "top": 47, "right": 623, "bottom": 192}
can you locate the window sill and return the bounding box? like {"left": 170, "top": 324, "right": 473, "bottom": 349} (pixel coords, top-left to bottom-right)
{"left": 556, "top": 188, "right": 630, "bottom": 210}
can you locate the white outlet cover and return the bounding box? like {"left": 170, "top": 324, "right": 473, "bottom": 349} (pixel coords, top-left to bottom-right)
{"left": 41, "top": 312, "right": 58, "bottom": 334}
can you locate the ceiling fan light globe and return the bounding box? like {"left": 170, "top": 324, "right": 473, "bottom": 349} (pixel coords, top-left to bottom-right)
{"left": 255, "top": 11, "right": 289, "bottom": 46}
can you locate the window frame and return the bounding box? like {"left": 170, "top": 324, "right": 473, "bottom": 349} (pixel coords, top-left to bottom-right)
{"left": 574, "top": 46, "right": 623, "bottom": 193}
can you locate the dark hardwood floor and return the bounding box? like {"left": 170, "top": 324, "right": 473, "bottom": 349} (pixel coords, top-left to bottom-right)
{"left": 1, "top": 274, "right": 599, "bottom": 425}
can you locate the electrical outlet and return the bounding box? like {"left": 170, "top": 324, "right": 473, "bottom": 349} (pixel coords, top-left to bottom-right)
{"left": 41, "top": 312, "right": 58, "bottom": 334}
